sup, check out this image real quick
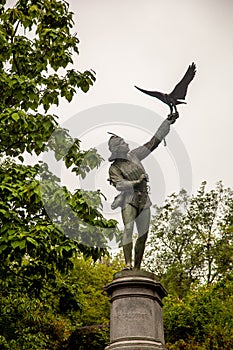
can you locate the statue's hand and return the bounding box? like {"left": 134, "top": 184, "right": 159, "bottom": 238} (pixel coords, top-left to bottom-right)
{"left": 167, "top": 111, "right": 179, "bottom": 124}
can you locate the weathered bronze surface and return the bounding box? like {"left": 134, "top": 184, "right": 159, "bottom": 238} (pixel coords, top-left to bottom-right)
{"left": 135, "top": 62, "right": 196, "bottom": 114}
{"left": 108, "top": 112, "right": 179, "bottom": 270}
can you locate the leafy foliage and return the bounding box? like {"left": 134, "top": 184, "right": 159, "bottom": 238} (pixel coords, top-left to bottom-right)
{"left": 0, "top": 256, "right": 123, "bottom": 350}
{"left": 0, "top": 293, "right": 70, "bottom": 350}
{"left": 144, "top": 182, "right": 233, "bottom": 296}
{"left": 0, "top": 2, "right": 119, "bottom": 349}
{"left": 67, "top": 325, "right": 110, "bottom": 350}
{"left": 0, "top": 0, "right": 117, "bottom": 297}
{"left": 0, "top": 1, "right": 115, "bottom": 349}
{"left": 164, "top": 274, "right": 233, "bottom": 349}
{"left": 64, "top": 256, "right": 124, "bottom": 350}
{"left": 0, "top": 0, "right": 96, "bottom": 158}
{"left": 0, "top": 160, "right": 117, "bottom": 296}
{"left": 63, "top": 256, "right": 124, "bottom": 326}
{"left": 144, "top": 182, "right": 233, "bottom": 349}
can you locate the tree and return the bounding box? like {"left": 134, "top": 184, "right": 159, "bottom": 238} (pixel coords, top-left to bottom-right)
{"left": 0, "top": 0, "right": 116, "bottom": 295}
{"left": 64, "top": 255, "right": 124, "bottom": 350}
{"left": 0, "top": 255, "right": 124, "bottom": 350}
{"left": 0, "top": 2, "right": 119, "bottom": 348}
{"left": 144, "top": 182, "right": 233, "bottom": 296}
{"left": 164, "top": 273, "right": 233, "bottom": 349}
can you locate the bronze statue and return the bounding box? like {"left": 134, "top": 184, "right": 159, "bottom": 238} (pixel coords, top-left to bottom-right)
{"left": 135, "top": 62, "right": 196, "bottom": 114}
{"left": 108, "top": 112, "right": 179, "bottom": 270}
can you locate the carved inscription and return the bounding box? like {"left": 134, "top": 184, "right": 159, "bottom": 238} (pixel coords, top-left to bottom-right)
{"left": 114, "top": 310, "right": 150, "bottom": 321}
{"left": 111, "top": 301, "right": 154, "bottom": 339}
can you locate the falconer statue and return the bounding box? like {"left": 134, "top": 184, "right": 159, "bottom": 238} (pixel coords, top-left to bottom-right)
{"left": 108, "top": 63, "right": 196, "bottom": 270}
{"left": 108, "top": 111, "right": 178, "bottom": 270}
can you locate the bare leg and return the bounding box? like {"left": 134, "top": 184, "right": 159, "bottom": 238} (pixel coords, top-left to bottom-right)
{"left": 122, "top": 242, "right": 133, "bottom": 269}
{"left": 134, "top": 208, "right": 151, "bottom": 270}
{"left": 121, "top": 205, "right": 137, "bottom": 269}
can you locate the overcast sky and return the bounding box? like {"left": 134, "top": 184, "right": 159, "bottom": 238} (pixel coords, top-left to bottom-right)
{"left": 45, "top": 0, "right": 233, "bottom": 217}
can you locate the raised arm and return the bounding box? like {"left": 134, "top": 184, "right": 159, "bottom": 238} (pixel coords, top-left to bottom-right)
{"left": 131, "top": 112, "right": 179, "bottom": 161}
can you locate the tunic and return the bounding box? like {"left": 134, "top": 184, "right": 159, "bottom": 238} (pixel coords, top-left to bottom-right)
{"left": 108, "top": 119, "right": 172, "bottom": 211}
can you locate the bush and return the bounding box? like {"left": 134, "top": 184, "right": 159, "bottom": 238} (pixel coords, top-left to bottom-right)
{"left": 164, "top": 276, "right": 233, "bottom": 349}
{"left": 0, "top": 292, "right": 73, "bottom": 350}
{"left": 67, "top": 324, "right": 110, "bottom": 350}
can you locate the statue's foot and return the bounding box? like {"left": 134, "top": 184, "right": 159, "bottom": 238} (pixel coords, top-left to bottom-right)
{"left": 123, "top": 264, "right": 133, "bottom": 271}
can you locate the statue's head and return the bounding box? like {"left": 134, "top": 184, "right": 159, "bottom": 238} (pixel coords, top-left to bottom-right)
{"left": 108, "top": 133, "right": 130, "bottom": 161}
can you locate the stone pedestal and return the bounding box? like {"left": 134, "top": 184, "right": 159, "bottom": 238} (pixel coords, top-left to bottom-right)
{"left": 105, "top": 270, "right": 167, "bottom": 350}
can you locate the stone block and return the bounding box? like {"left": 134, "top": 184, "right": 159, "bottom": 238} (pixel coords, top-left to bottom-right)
{"left": 105, "top": 270, "right": 167, "bottom": 350}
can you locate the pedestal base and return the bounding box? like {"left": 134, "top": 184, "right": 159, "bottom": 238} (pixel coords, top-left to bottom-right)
{"left": 105, "top": 270, "right": 167, "bottom": 350}
{"left": 105, "top": 339, "right": 166, "bottom": 350}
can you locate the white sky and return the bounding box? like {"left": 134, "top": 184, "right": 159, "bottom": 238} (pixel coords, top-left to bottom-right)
{"left": 39, "top": 0, "right": 233, "bottom": 231}
{"left": 53, "top": 0, "right": 233, "bottom": 191}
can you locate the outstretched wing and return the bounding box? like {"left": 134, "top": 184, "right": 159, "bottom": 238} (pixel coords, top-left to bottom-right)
{"left": 170, "top": 63, "right": 196, "bottom": 100}
{"left": 134, "top": 86, "right": 166, "bottom": 103}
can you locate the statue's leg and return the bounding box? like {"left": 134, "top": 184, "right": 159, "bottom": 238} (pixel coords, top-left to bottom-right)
{"left": 121, "top": 204, "right": 137, "bottom": 269}
{"left": 134, "top": 207, "right": 151, "bottom": 270}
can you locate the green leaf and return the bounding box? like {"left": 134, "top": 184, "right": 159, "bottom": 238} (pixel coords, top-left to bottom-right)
{"left": 11, "top": 113, "right": 19, "bottom": 121}
{"left": 11, "top": 240, "right": 26, "bottom": 250}
{"left": 26, "top": 237, "right": 39, "bottom": 247}
{"left": 0, "top": 244, "right": 8, "bottom": 254}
